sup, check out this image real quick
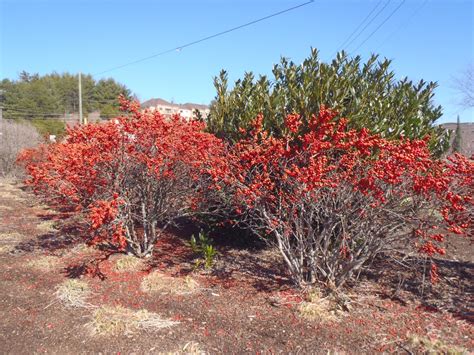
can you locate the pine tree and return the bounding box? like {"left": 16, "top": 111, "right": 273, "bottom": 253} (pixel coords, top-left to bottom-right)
{"left": 452, "top": 115, "right": 462, "bottom": 153}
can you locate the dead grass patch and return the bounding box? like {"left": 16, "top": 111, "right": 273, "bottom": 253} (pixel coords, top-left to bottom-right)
{"left": 113, "top": 254, "right": 145, "bottom": 272}
{"left": 55, "top": 279, "right": 92, "bottom": 308}
{"left": 37, "top": 220, "right": 58, "bottom": 233}
{"left": 34, "top": 202, "right": 55, "bottom": 211}
{"left": 67, "top": 243, "right": 97, "bottom": 256}
{"left": 141, "top": 272, "right": 199, "bottom": 295}
{"left": 162, "top": 341, "right": 206, "bottom": 354}
{"left": 0, "top": 179, "right": 21, "bottom": 191}
{"left": 179, "top": 341, "right": 206, "bottom": 354}
{"left": 27, "top": 255, "right": 61, "bottom": 271}
{"left": 407, "top": 335, "right": 467, "bottom": 354}
{"left": 87, "top": 305, "right": 179, "bottom": 336}
{"left": 0, "top": 244, "right": 14, "bottom": 254}
{"left": 0, "top": 190, "right": 26, "bottom": 202}
{"left": 0, "top": 231, "right": 24, "bottom": 242}
{"left": 297, "top": 290, "right": 343, "bottom": 322}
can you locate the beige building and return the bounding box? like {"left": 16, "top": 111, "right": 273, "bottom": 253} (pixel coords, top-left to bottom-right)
{"left": 141, "top": 98, "right": 210, "bottom": 120}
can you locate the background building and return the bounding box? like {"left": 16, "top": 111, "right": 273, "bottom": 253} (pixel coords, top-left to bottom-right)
{"left": 141, "top": 98, "right": 210, "bottom": 120}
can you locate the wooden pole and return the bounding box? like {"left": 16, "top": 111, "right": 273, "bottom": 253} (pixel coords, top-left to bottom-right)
{"left": 78, "top": 72, "right": 83, "bottom": 125}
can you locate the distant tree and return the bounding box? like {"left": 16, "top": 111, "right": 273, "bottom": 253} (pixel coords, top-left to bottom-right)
{"left": 208, "top": 48, "right": 450, "bottom": 156}
{"left": 452, "top": 115, "right": 462, "bottom": 153}
{"left": 98, "top": 104, "right": 118, "bottom": 118}
{"left": 452, "top": 64, "right": 474, "bottom": 108}
{"left": 29, "top": 119, "right": 66, "bottom": 137}
{"left": 92, "top": 78, "right": 131, "bottom": 117}
{"left": 193, "top": 109, "right": 205, "bottom": 122}
{"left": 18, "top": 71, "right": 39, "bottom": 83}
{"left": 0, "top": 73, "right": 132, "bottom": 123}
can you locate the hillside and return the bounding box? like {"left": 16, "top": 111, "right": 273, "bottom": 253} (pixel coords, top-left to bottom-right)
{"left": 141, "top": 98, "right": 209, "bottom": 112}
{"left": 440, "top": 122, "right": 474, "bottom": 156}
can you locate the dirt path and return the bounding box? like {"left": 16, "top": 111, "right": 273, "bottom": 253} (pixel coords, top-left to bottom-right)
{"left": 0, "top": 178, "right": 472, "bottom": 354}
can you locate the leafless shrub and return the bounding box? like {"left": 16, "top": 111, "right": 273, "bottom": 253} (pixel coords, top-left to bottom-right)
{"left": 231, "top": 176, "right": 443, "bottom": 289}
{"left": 452, "top": 63, "right": 474, "bottom": 108}
{"left": 0, "top": 119, "right": 41, "bottom": 177}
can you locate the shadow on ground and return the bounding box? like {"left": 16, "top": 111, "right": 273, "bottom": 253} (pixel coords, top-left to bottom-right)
{"left": 362, "top": 254, "right": 474, "bottom": 323}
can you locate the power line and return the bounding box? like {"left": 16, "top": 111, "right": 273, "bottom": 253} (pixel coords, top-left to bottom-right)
{"left": 3, "top": 97, "right": 123, "bottom": 112}
{"left": 375, "top": 0, "right": 428, "bottom": 51}
{"left": 332, "top": 0, "right": 384, "bottom": 56}
{"left": 343, "top": 0, "right": 392, "bottom": 53}
{"left": 3, "top": 108, "right": 64, "bottom": 116}
{"left": 3, "top": 108, "right": 124, "bottom": 119}
{"left": 92, "top": 0, "right": 316, "bottom": 77}
{"left": 350, "top": 0, "right": 406, "bottom": 54}
{"left": 3, "top": 107, "right": 119, "bottom": 117}
{"left": 4, "top": 2, "right": 317, "bottom": 120}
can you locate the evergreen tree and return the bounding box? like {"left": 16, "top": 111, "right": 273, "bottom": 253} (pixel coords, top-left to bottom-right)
{"left": 0, "top": 72, "right": 132, "bottom": 136}
{"left": 452, "top": 115, "right": 462, "bottom": 153}
{"left": 208, "top": 49, "right": 450, "bottom": 156}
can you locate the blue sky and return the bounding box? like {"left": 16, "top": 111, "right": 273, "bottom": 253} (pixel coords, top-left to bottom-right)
{"left": 1, "top": 0, "right": 473, "bottom": 123}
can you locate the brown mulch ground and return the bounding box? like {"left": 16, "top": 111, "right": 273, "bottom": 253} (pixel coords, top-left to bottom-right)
{"left": 0, "top": 178, "right": 473, "bottom": 354}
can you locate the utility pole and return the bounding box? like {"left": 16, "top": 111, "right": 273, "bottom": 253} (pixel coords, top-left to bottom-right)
{"left": 78, "top": 72, "right": 83, "bottom": 125}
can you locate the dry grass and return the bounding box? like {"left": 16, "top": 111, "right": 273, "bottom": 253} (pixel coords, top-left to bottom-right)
{"left": 113, "top": 254, "right": 145, "bottom": 272}
{"left": 0, "top": 244, "right": 14, "bottom": 254}
{"left": 0, "top": 232, "right": 23, "bottom": 255}
{"left": 55, "top": 279, "right": 92, "bottom": 308}
{"left": 179, "top": 341, "right": 206, "bottom": 354}
{"left": 407, "top": 335, "right": 467, "bottom": 354}
{"left": 32, "top": 203, "right": 58, "bottom": 214}
{"left": 27, "top": 255, "right": 61, "bottom": 271}
{"left": 161, "top": 341, "right": 206, "bottom": 354}
{"left": 0, "top": 205, "right": 13, "bottom": 211}
{"left": 0, "top": 179, "right": 20, "bottom": 191}
{"left": 297, "top": 290, "right": 343, "bottom": 322}
{"left": 67, "top": 243, "right": 97, "bottom": 256}
{"left": 0, "top": 190, "right": 26, "bottom": 202}
{"left": 0, "top": 180, "right": 26, "bottom": 201}
{"left": 0, "top": 232, "right": 24, "bottom": 242}
{"left": 141, "top": 272, "right": 199, "bottom": 295}
{"left": 35, "top": 202, "right": 55, "bottom": 210}
{"left": 37, "top": 220, "right": 58, "bottom": 233}
{"left": 87, "top": 305, "right": 179, "bottom": 336}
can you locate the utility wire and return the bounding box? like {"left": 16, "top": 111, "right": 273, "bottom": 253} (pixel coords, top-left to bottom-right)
{"left": 3, "top": 108, "right": 65, "bottom": 116}
{"left": 332, "top": 0, "right": 384, "bottom": 56}
{"left": 3, "top": 97, "right": 124, "bottom": 114}
{"left": 5, "top": 2, "right": 316, "bottom": 118}
{"left": 92, "top": 0, "right": 315, "bottom": 77}
{"left": 4, "top": 112, "right": 68, "bottom": 117}
{"left": 3, "top": 108, "right": 122, "bottom": 119}
{"left": 351, "top": 0, "right": 406, "bottom": 54}
{"left": 337, "top": 0, "right": 392, "bottom": 55}
{"left": 4, "top": 107, "right": 119, "bottom": 117}
{"left": 375, "top": 0, "right": 428, "bottom": 51}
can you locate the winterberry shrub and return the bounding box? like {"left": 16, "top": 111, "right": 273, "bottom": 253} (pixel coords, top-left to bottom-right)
{"left": 206, "top": 108, "right": 472, "bottom": 288}
{"left": 19, "top": 97, "right": 224, "bottom": 257}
